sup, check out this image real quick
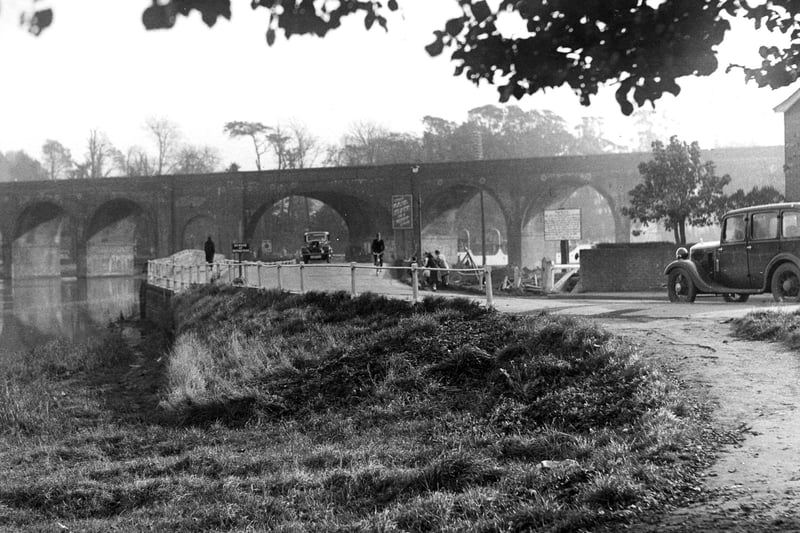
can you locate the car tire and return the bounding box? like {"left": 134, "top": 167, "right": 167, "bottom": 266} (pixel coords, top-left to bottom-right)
{"left": 302, "top": 256, "right": 310, "bottom": 264}
{"left": 771, "top": 263, "right": 800, "bottom": 302}
{"left": 667, "top": 268, "right": 697, "bottom": 303}
{"left": 722, "top": 293, "right": 750, "bottom": 303}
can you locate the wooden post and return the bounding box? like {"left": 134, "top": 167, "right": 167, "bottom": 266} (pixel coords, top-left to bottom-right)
{"left": 542, "top": 257, "right": 553, "bottom": 293}
{"left": 484, "top": 265, "right": 494, "bottom": 308}
{"left": 299, "top": 263, "right": 305, "bottom": 293}
{"left": 411, "top": 262, "right": 419, "bottom": 302}
{"left": 560, "top": 239, "right": 569, "bottom": 265}
{"left": 351, "top": 262, "right": 357, "bottom": 297}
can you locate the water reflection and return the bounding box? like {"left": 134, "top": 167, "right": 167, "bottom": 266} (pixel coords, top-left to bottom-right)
{"left": 0, "top": 276, "right": 141, "bottom": 355}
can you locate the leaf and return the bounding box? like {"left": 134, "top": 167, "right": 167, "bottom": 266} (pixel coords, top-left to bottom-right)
{"left": 425, "top": 38, "right": 445, "bottom": 57}
{"left": 471, "top": 1, "right": 492, "bottom": 23}
{"left": 445, "top": 17, "right": 465, "bottom": 37}
{"left": 266, "top": 28, "right": 276, "bottom": 45}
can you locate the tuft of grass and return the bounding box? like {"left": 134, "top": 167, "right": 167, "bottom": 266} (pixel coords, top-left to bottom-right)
{"left": 732, "top": 309, "right": 800, "bottom": 348}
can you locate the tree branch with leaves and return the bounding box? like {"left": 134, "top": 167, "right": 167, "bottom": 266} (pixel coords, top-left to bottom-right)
{"left": 21, "top": 1, "right": 800, "bottom": 114}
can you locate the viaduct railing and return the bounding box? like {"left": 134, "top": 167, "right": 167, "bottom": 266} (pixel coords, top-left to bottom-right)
{"left": 147, "top": 258, "right": 495, "bottom": 307}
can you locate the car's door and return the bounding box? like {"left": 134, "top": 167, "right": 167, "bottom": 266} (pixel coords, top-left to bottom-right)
{"left": 716, "top": 214, "right": 750, "bottom": 289}
{"left": 747, "top": 210, "right": 780, "bottom": 289}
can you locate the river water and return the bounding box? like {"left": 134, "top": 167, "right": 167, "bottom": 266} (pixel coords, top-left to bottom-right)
{"left": 0, "top": 277, "right": 141, "bottom": 356}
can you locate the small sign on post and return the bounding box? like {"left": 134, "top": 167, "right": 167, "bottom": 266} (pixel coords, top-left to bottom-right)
{"left": 392, "top": 194, "right": 413, "bottom": 230}
{"left": 232, "top": 242, "right": 251, "bottom": 254}
{"left": 544, "top": 209, "right": 581, "bottom": 265}
{"left": 232, "top": 242, "right": 250, "bottom": 283}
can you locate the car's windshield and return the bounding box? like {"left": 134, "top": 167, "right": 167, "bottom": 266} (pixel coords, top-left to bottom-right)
{"left": 305, "top": 232, "right": 328, "bottom": 242}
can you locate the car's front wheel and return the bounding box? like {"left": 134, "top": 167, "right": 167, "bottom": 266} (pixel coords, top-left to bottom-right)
{"left": 667, "top": 268, "right": 697, "bottom": 303}
{"left": 722, "top": 293, "right": 750, "bottom": 303}
{"left": 771, "top": 263, "right": 800, "bottom": 302}
{"left": 302, "top": 256, "right": 310, "bottom": 264}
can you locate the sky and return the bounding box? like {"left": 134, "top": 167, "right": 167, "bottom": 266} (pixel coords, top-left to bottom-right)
{"left": 0, "top": 1, "right": 797, "bottom": 171}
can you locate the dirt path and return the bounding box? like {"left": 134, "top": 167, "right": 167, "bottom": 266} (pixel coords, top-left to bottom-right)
{"left": 602, "top": 316, "right": 800, "bottom": 532}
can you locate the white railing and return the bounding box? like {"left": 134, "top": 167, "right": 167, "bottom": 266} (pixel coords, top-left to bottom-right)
{"left": 147, "top": 259, "right": 495, "bottom": 307}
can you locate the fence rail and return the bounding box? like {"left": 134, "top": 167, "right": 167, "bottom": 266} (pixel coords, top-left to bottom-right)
{"left": 147, "top": 259, "right": 495, "bottom": 307}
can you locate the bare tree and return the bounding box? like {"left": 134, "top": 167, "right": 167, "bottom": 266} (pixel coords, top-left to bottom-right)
{"left": 145, "top": 117, "right": 181, "bottom": 175}
{"left": 342, "top": 121, "right": 389, "bottom": 165}
{"left": 41, "top": 139, "right": 73, "bottom": 179}
{"left": 266, "top": 125, "right": 293, "bottom": 170}
{"left": 79, "top": 129, "right": 119, "bottom": 178}
{"left": 173, "top": 145, "right": 221, "bottom": 174}
{"left": 118, "top": 146, "right": 154, "bottom": 177}
{"left": 224, "top": 121, "right": 269, "bottom": 171}
{"left": 287, "top": 121, "right": 320, "bottom": 169}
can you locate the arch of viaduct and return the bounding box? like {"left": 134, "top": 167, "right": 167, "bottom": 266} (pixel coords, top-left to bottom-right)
{"left": 0, "top": 153, "right": 647, "bottom": 279}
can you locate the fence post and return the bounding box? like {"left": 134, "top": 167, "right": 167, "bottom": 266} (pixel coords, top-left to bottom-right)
{"left": 541, "top": 257, "right": 553, "bottom": 293}
{"left": 484, "top": 265, "right": 494, "bottom": 308}
{"left": 350, "top": 262, "right": 357, "bottom": 297}
{"left": 411, "top": 262, "right": 419, "bottom": 302}
{"left": 299, "top": 263, "right": 305, "bottom": 293}
{"left": 276, "top": 264, "right": 282, "bottom": 291}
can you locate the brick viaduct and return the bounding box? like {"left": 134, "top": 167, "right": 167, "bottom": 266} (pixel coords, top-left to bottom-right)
{"left": 0, "top": 148, "right": 781, "bottom": 279}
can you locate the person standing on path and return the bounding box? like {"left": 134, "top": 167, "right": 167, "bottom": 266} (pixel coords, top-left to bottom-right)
{"left": 424, "top": 251, "right": 439, "bottom": 291}
{"left": 434, "top": 250, "right": 449, "bottom": 288}
{"left": 204, "top": 236, "right": 215, "bottom": 264}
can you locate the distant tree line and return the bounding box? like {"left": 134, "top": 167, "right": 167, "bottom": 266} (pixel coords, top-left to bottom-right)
{"left": 0, "top": 104, "right": 738, "bottom": 183}
{"left": 0, "top": 117, "right": 221, "bottom": 182}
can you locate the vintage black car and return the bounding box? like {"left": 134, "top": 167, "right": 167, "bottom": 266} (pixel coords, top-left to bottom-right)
{"left": 300, "top": 231, "right": 333, "bottom": 264}
{"left": 664, "top": 203, "right": 800, "bottom": 303}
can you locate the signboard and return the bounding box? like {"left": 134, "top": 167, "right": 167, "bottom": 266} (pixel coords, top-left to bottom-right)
{"left": 392, "top": 194, "right": 413, "bottom": 230}
{"left": 544, "top": 208, "right": 581, "bottom": 241}
{"left": 232, "top": 242, "right": 251, "bottom": 253}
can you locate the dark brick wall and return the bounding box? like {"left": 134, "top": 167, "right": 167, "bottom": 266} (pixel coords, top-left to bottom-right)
{"left": 580, "top": 243, "right": 676, "bottom": 292}
{"left": 785, "top": 108, "right": 800, "bottom": 201}
{"left": 140, "top": 283, "right": 174, "bottom": 330}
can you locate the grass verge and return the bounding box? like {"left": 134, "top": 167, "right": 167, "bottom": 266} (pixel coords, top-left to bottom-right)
{"left": 732, "top": 309, "right": 800, "bottom": 348}
{"left": 1, "top": 286, "right": 723, "bottom": 532}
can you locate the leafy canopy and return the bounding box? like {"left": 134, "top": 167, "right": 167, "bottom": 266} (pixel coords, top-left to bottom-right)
{"left": 19, "top": 1, "right": 800, "bottom": 114}
{"left": 622, "top": 136, "right": 730, "bottom": 244}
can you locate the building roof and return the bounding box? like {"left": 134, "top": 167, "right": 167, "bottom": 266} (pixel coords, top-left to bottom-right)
{"left": 774, "top": 87, "right": 800, "bottom": 113}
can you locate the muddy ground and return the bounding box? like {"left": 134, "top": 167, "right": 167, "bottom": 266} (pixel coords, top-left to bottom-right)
{"left": 600, "top": 316, "right": 800, "bottom": 532}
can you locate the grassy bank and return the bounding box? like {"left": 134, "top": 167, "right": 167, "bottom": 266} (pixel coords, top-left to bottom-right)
{"left": 1, "top": 286, "right": 718, "bottom": 532}
{"left": 732, "top": 309, "right": 800, "bottom": 348}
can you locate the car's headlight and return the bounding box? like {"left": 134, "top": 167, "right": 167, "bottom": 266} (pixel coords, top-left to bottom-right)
{"left": 675, "top": 247, "right": 689, "bottom": 260}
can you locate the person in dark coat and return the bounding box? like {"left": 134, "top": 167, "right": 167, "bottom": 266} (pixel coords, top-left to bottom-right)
{"left": 204, "top": 236, "right": 215, "bottom": 264}
{"left": 424, "top": 251, "right": 439, "bottom": 291}
{"left": 434, "top": 250, "right": 448, "bottom": 288}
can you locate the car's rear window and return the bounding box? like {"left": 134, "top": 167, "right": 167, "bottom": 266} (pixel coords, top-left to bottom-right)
{"left": 751, "top": 212, "right": 779, "bottom": 240}
{"left": 783, "top": 211, "right": 800, "bottom": 238}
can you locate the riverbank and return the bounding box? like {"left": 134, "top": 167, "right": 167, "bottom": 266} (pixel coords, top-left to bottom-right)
{"left": 1, "top": 286, "right": 733, "bottom": 531}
